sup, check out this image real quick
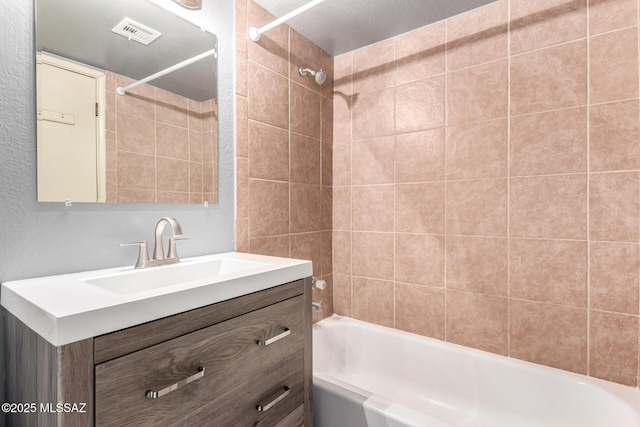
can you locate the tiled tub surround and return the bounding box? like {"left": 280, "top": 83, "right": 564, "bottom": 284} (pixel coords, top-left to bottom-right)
{"left": 331, "top": 0, "right": 640, "bottom": 387}
{"left": 234, "top": 0, "right": 334, "bottom": 321}
{"left": 105, "top": 71, "right": 218, "bottom": 204}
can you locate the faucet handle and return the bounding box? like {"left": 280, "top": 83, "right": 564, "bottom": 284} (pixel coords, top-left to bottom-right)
{"left": 119, "top": 241, "right": 150, "bottom": 269}
{"left": 312, "top": 276, "right": 326, "bottom": 290}
{"left": 168, "top": 236, "right": 189, "bottom": 260}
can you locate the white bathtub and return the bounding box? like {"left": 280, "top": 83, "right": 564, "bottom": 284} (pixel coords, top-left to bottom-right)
{"left": 313, "top": 315, "right": 640, "bottom": 427}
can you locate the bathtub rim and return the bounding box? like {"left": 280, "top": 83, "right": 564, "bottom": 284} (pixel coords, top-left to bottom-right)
{"left": 313, "top": 314, "right": 640, "bottom": 414}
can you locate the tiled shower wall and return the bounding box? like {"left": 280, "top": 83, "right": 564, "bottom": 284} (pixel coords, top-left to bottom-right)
{"left": 332, "top": 0, "right": 640, "bottom": 386}
{"left": 105, "top": 71, "right": 218, "bottom": 204}
{"left": 234, "top": 0, "right": 334, "bottom": 320}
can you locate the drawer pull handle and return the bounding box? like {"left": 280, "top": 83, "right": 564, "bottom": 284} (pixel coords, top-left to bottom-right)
{"left": 257, "top": 328, "right": 290, "bottom": 346}
{"left": 256, "top": 386, "right": 290, "bottom": 412}
{"left": 145, "top": 366, "right": 205, "bottom": 399}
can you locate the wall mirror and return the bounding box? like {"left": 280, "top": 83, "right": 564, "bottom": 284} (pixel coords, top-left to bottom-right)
{"left": 35, "top": 0, "right": 218, "bottom": 204}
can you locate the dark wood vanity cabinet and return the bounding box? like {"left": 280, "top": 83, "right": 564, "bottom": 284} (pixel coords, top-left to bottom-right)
{"left": 5, "top": 278, "right": 313, "bottom": 427}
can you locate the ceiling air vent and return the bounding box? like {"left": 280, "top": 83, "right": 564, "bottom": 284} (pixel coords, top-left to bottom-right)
{"left": 111, "top": 18, "right": 161, "bottom": 45}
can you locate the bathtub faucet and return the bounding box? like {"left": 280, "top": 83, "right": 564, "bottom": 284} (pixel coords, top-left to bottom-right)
{"left": 312, "top": 301, "right": 323, "bottom": 312}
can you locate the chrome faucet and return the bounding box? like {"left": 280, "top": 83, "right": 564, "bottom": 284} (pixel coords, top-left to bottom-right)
{"left": 120, "top": 217, "right": 188, "bottom": 269}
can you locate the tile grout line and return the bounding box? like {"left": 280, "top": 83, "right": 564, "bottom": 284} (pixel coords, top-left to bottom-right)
{"left": 444, "top": 16, "right": 449, "bottom": 344}
{"left": 637, "top": 0, "right": 640, "bottom": 388}
{"left": 506, "top": 0, "right": 512, "bottom": 359}
{"left": 392, "top": 37, "right": 397, "bottom": 330}
{"left": 350, "top": 52, "right": 355, "bottom": 318}
{"left": 586, "top": 0, "right": 591, "bottom": 378}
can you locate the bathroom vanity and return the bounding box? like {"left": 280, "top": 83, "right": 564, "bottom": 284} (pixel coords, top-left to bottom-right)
{"left": 2, "top": 252, "right": 313, "bottom": 427}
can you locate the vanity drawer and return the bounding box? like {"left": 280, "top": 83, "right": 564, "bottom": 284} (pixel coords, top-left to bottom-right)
{"left": 94, "top": 294, "right": 304, "bottom": 427}
{"left": 174, "top": 350, "right": 304, "bottom": 426}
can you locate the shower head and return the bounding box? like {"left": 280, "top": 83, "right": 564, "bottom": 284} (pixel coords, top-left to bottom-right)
{"left": 298, "top": 66, "right": 326, "bottom": 85}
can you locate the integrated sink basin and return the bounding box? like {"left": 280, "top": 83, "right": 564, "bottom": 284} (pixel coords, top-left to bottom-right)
{"left": 85, "top": 257, "right": 269, "bottom": 295}
{"left": 1, "top": 252, "right": 312, "bottom": 346}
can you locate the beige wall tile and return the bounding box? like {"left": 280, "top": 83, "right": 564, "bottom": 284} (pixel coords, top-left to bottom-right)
{"left": 321, "top": 231, "right": 333, "bottom": 275}
{"left": 156, "top": 158, "right": 189, "bottom": 193}
{"left": 290, "top": 134, "right": 320, "bottom": 185}
{"left": 395, "top": 234, "right": 445, "bottom": 287}
{"left": 249, "top": 121, "right": 289, "bottom": 181}
{"left": 321, "top": 186, "right": 332, "bottom": 231}
{"left": 395, "top": 283, "right": 445, "bottom": 339}
{"left": 510, "top": 300, "right": 588, "bottom": 374}
{"left": 249, "top": 179, "right": 289, "bottom": 237}
{"left": 235, "top": 33, "right": 248, "bottom": 97}
{"left": 322, "top": 96, "right": 334, "bottom": 145}
{"left": 510, "top": 107, "right": 587, "bottom": 176}
{"left": 590, "top": 100, "right": 640, "bottom": 172}
{"left": 510, "top": 174, "right": 587, "bottom": 239}
{"left": 235, "top": 0, "right": 247, "bottom": 37}
{"left": 395, "top": 183, "right": 445, "bottom": 234}
{"left": 236, "top": 95, "right": 249, "bottom": 157}
{"left": 445, "top": 119, "right": 507, "bottom": 180}
{"left": 510, "top": 0, "right": 586, "bottom": 54}
{"left": 332, "top": 186, "right": 351, "bottom": 231}
{"left": 157, "top": 123, "right": 189, "bottom": 161}
{"left": 247, "top": 1, "right": 289, "bottom": 76}
{"left": 352, "top": 232, "right": 394, "bottom": 281}
{"left": 291, "top": 183, "right": 322, "bottom": 233}
{"left": 447, "top": 290, "right": 508, "bottom": 355}
{"left": 396, "top": 76, "right": 445, "bottom": 132}
{"left": 189, "top": 131, "right": 203, "bottom": 163}
{"left": 590, "top": 242, "right": 640, "bottom": 314}
{"left": 290, "top": 29, "right": 322, "bottom": 93}
{"left": 321, "top": 140, "right": 333, "bottom": 186}
{"left": 248, "top": 62, "right": 289, "bottom": 129}
{"left": 250, "top": 235, "right": 290, "bottom": 258}
{"left": 446, "top": 60, "right": 508, "bottom": 126}
{"left": 396, "top": 129, "right": 445, "bottom": 182}
{"left": 116, "top": 114, "right": 155, "bottom": 155}
{"left": 589, "top": 172, "right": 640, "bottom": 242}
{"left": 590, "top": 28, "right": 639, "bottom": 104}
{"left": 395, "top": 21, "right": 445, "bottom": 85}
{"left": 353, "top": 39, "right": 395, "bottom": 94}
{"left": 352, "top": 185, "right": 394, "bottom": 232}
{"left": 589, "top": 0, "right": 638, "bottom": 35}
{"left": 446, "top": 236, "right": 508, "bottom": 296}
{"left": 446, "top": 0, "right": 508, "bottom": 71}
{"left": 291, "top": 232, "right": 323, "bottom": 278}
{"left": 117, "top": 152, "right": 155, "bottom": 190}
{"left": 589, "top": 311, "right": 639, "bottom": 386}
{"left": 509, "top": 238, "right": 588, "bottom": 307}
{"left": 332, "top": 142, "right": 351, "bottom": 186}
{"left": 333, "top": 274, "right": 352, "bottom": 316}
{"left": 333, "top": 95, "right": 352, "bottom": 143}
{"left": 189, "top": 162, "right": 203, "bottom": 194}
{"left": 446, "top": 178, "right": 508, "bottom": 237}
{"left": 332, "top": 231, "right": 352, "bottom": 275}
{"left": 291, "top": 82, "right": 322, "bottom": 139}
{"left": 156, "top": 88, "right": 189, "bottom": 128}
{"left": 511, "top": 40, "right": 587, "bottom": 115}
{"left": 352, "top": 88, "right": 395, "bottom": 139}
{"left": 352, "top": 137, "right": 395, "bottom": 185}
{"left": 352, "top": 277, "right": 394, "bottom": 327}
{"left": 236, "top": 157, "right": 249, "bottom": 219}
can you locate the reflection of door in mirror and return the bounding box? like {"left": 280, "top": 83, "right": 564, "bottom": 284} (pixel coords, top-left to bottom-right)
{"left": 36, "top": 54, "right": 106, "bottom": 203}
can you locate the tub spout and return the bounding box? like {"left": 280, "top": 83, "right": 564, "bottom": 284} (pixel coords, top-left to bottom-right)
{"left": 312, "top": 301, "right": 323, "bottom": 312}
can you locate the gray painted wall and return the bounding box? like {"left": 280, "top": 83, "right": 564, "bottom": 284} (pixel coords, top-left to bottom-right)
{"left": 0, "top": 0, "right": 236, "bottom": 410}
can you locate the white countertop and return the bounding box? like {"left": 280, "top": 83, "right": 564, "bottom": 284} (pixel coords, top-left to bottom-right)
{"left": 1, "top": 252, "right": 312, "bottom": 346}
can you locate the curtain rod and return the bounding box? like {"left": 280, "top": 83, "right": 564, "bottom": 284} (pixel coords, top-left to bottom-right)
{"left": 116, "top": 48, "right": 217, "bottom": 96}
{"left": 249, "top": 0, "right": 327, "bottom": 42}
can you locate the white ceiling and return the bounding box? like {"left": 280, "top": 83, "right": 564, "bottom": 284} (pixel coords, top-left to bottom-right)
{"left": 252, "top": 0, "right": 498, "bottom": 56}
